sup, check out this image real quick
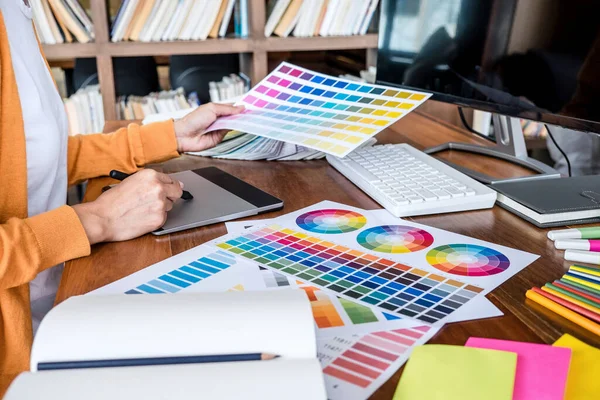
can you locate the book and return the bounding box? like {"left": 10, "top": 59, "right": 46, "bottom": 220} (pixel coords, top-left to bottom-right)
{"left": 46, "top": 0, "right": 91, "bottom": 43}
{"left": 274, "top": 0, "right": 303, "bottom": 37}
{"left": 122, "top": 0, "right": 146, "bottom": 41}
{"left": 209, "top": 0, "right": 229, "bottom": 38}
{"left": 265, "top": 0, "right": 291, "bottom": 37}
{"left": 4, "top": 291, "right": 327, "bottom": 400}
{"left": 359, "top": 0, "right": 379, "bottom": 35}
{"left": 218, "top": 0, "right": 236, "bottom": 37}
{"left": 492, "top": 176, "right": 600, "bottom": 227}
{"left": 129, "top": 0, "right": 156, "bottom": 41}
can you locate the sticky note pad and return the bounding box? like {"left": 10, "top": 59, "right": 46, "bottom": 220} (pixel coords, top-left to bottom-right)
{"left": 554, "top": 334, "right": 600, "bottom": 399}
{"left": 394, "top": 345, "right": 517, "bottom": 400}
{"left": 466, "top": 338, "right": 571, "bottom": 400}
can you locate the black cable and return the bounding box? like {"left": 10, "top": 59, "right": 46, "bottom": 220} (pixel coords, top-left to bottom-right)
{"left": 545, "top": 124, "right": 572, "bottom": 177}
{"left": 457, "top": 107, "right": 483, "bottom": 135}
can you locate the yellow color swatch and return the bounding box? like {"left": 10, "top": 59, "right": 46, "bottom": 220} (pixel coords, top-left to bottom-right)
{"left": 395, "top": 91, "right": 411, "bottom": 99}
{"left": 554, "top": 334, "right": 600, "bottom": 400}
{"left": 332, "top": 123, "right": 348, "bottom": 130}
{"left": 331, "top": 145, "right": 349, "bottom": 155}
{"left": 317, "top": 142, "right": 333, "bottom": 150}
{"left": 303, "top": 138, "right": 319, "bottom": 146}
{"left": 345, "top": 136, "right": 362, "bottom": 144}
{"left": 217, "top": 243, "right": 232, "bottom": 250}
{"left": 360, "top": 127, "right": 376, "bottom": 135}
{"left": 383, "top": 89, "right": 399, "bottom": 97}
{"left": 399, "top": 103, "right": 413, "bottom": 110}
{"left": 370, "top": 99, "right": 386, "bottom": 106}
{"left": 386, "top": 111, "right": 403, "bottom": 118}
{"left": 318, "top": 131, "right": 333, "bottom": 137}
{"left": 373, "top": 120, "right": 388, "bottom": 127}
{"left": 411, "top": 93, "right": 427, "bottom": 101}
{"left": 385, "top": 101, "right": 401, "bottom": 108}
{"left": 345, "top": 116, "right": 361, "bottom": 122}
{"left": 359, "top": 118, "right": 375, "bottom": 124}
{"left": 331, "top": 133, "right": 347, "bottom": 140}
{"left": 372, "top": 109, "right": 387, "bottom": 116}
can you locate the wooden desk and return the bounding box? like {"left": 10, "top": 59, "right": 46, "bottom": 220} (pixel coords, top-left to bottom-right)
{"left": 58, "top": 111, "right": 600, "bottom": 399}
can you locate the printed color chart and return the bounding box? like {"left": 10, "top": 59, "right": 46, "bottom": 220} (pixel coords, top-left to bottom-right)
{"left": 426, "top": 244, "right": 511, "bottom": 277}
{"left": 296, "top": 209, "right": 367, "bottom": 234}
{"left": 216, "top": 224, "right": 484, "bottom": 324}
{"left": 206, "top": 62, "right": 431, "bottom": 157}
{"left": 318, "top": 325, "right": 436, "bottom": 399}
{"left": 357, "top": 225, "right": 434, "bottom": 254}
{"left": 124, "top": 250, "right": 237, "bottom": 294}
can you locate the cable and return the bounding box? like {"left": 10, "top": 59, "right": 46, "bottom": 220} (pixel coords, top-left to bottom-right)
{"left": 457, "top": 107, "right": 484, "bottom": 135}
{"left": 545, "top": 124, "right": 572, "bottom": 177}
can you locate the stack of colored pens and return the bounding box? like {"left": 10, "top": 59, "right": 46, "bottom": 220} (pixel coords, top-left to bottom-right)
{"left": 548, "top": 227, "right": 600, "bottom": 265}
{"left": 526, "top": 265, "right": 600, "bottom": 336}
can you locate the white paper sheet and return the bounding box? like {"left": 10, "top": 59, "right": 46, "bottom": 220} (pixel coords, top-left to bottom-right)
{"left": 32, "top": 291, "right": 315, "bottom": 370}
{"left": 204, "top": 62, "right": 431, "bottom": 158}
{"left": 6, "top": 359, "right": 327, "bottom": 400}
{"left": 211, "top": 200, "right": 537, "bottom": 326}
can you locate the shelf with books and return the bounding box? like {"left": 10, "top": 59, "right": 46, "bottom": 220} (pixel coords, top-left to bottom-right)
{"left": 42, "top": 42, "right": 98, "bottom": 60}
{"left": 262, "top": 34, "right": 379, "bottom": 52}
{"left": 105, "top": 38, "right": 256, "bottom": 57}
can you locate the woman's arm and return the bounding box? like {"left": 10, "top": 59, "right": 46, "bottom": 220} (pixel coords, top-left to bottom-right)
{"left": 0, "top": 206, "right": 89, "bottom": 290}
{"left": 66, "top": 103, "right": 244, "bottom": 186}
{"left": 67, "top": 120, "right": 179, "bottom": 186}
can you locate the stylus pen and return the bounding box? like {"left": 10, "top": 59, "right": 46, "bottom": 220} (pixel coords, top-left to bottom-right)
{"left": 109, "top": 170, "right": 193, "bottom": 200}
{"left": 37, "top": 353, "right": 280, "bottom": 371}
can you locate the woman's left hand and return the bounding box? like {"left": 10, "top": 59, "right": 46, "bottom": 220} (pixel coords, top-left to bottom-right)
{"left": 173, "top": 103, "right": 244, "bottom": 153}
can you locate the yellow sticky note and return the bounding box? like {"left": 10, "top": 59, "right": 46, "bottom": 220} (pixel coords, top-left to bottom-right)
{"left": 394, "top": 345, "right": 516, "bottom": 400}
{"left": 554, "top": 334, "right": 600, "bottom": 399}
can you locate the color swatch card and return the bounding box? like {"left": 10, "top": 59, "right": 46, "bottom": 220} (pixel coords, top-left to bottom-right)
{"left": 90, "top": 243, "right": 421, "bottom": 338}
{"left": 224, "top": 215, "right": 505, "bottom": 325}
{"left": 394, "top": 345, "right": 517, "bottom": 400}
{"left": 213, "top": 201, "right": 536, "bottom": 325}
{"left": 205, "top": 62, "right": 431, "bottom": 157}
{"left": 466, "top": 338, "right": 571, "bottom": 400}
{"left": 318, "top": 325, "right": 440, "bottom": 400}
{"left": 554, "top": 334, "right": 600, "bottom": 400}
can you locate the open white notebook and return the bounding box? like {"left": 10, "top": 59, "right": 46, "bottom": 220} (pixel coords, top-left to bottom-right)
{"left": 4, "top": 291, "right": 327, "bottom": 400}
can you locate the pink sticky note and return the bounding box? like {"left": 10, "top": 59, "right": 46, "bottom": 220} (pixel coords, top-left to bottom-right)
{"left": 466, "top": 338, "right": 571, "bottom": 400}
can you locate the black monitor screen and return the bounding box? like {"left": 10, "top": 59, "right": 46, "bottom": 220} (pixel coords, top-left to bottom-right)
{"left": 376, "top": 0, "right": 600, "bottom": 133}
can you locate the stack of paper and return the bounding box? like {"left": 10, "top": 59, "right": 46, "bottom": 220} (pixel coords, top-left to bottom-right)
{"left": 111, "top": 0, "right": 238, "bottom": 42}
{"left": 117, "top": 88, "right": 200, "bottom": 121}
{"left": 64, "top": 85, "right": 104, "bottom": 136}
{"left": 265, "top": 0, "right": 380, "bottom": 37}
{"left": 31, "top": 0, "right": 94, "bottom": 44}
{"left": 190, "top": 132, "right": 378, "bottom": 161}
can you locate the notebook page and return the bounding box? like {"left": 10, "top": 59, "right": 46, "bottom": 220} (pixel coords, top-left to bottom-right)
{"left": 31, "top": 290, "right": 315, "bottom": 370}
{"left": 6, "top": 359, "right": 327, "bottom": 400}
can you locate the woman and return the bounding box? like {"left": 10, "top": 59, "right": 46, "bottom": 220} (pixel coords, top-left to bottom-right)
{"left": 0, "top": 0, "right": 243, "bottom": 394}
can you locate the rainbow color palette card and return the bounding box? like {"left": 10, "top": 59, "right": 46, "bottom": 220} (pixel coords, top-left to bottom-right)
{"left": 89, "top": 244, "right": 423, "bottom": 338}
{"left": 205, "top": 62, "right": 431, "bottom": 157}
{"left": 213, "top": 201, "right": 538, "bottom": 325}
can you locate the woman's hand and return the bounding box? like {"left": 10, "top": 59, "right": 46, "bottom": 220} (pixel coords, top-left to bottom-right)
{"left": 72, "top": 169, "right": 183, "bottom": 244}
{"left": 174, "top": 103, "right": 244, "bottom": 153}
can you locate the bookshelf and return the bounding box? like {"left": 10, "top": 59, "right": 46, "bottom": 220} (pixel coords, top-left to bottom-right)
{"left": 41, "top": 0, "right": 379, "bottom": 121}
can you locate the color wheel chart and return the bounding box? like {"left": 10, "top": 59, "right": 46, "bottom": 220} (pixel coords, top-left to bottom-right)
{"left": 296, "top": 209, "right": 367, "bottom": 234}
{"left": 206, "top": 62, "right": 430, "bottom": 157}
{"left": 357, "top": 225, "right": 434, "bottom": 254}
{"left": 426, "top": 244, "right": 511, "bottom": 277}
{"left": 318, "top": 325, "right": 437, "bottom": 400}
{"left": 216, "top": 224, "right": 484, "bottom": 324}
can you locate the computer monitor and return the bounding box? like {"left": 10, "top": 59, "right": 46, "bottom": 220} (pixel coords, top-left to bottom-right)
{"left": 376, "top": 0, "right": 600, "bottom": 182}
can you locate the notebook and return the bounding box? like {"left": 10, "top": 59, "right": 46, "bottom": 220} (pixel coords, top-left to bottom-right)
{"left": 492, "top": 176, "right": 600, "bottom": 228}
{"left": 4, "top": 291, "right": 327, "bottom": 400}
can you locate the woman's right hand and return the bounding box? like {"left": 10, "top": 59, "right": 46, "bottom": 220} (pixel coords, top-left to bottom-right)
{"left": 72, "top": 169, "right": 183, "bottom": 244}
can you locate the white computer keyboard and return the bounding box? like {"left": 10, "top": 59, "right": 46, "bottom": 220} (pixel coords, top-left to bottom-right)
{"left": 327, "top": 143, "right": 497, "bottom": 217}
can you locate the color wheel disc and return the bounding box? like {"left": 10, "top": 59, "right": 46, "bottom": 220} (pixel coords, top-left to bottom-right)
{"left": 296, "top": 209, "right": 367, "bottom": 234}
{"left": 356, "top": 225, "right": 434, "bottom": 253}
{"left": 426, "top": 244, "right": 510, "bottom": 276}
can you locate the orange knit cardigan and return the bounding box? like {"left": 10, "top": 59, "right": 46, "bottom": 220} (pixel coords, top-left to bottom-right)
{"left": 0, "top": 14, "right": 180, "bottom": 395}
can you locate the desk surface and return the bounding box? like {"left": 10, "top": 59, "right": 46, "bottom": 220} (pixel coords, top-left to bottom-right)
{"left": 58, "top": 110, "right": 600, "bottom": 399}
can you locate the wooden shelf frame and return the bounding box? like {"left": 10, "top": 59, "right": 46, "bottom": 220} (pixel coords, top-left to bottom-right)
{"left": 41, "top": 0, "right": 379, "bottom": 121}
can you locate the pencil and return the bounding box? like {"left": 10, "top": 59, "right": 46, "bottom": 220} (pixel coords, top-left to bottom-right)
{"left": 541, "top": 285, "right": 600, "bottom": 314}
{"left": 553, "top": 280, "right": 600, "bottom": 303}
{"left": 526, "top": 288, "right": 600, "bottom": 335}
{"left": 38, "top": 352, "right": 279, "bottom": 371}
{"left": 109, "top": 170, "right": 193, "bottom": 200}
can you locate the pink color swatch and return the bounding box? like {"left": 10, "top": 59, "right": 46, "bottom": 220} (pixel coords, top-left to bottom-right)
{"left": 466, "top": 337, "right": 571, "bottom": 400}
